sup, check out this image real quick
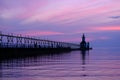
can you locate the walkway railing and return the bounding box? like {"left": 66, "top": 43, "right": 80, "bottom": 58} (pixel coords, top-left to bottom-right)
{"left": 0, "top": 31, "right": 80, "bottom": 49}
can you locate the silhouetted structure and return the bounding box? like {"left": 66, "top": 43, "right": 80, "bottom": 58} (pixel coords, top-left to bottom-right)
{"left": 0, "top": 31, "right": 80, "bottom": 49}
{"left": 0, "top": 31, "right": 92, "bottom": 50}
{"left": 0, "top": 31, "right": 92, "bottom": 59}
{"left": 80, "top": 34, "right": 92, "bottom": 50}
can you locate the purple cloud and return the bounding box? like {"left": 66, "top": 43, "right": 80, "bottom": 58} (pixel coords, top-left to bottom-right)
{"left": 110, "top": 16, "right": 120, "bottom": 19}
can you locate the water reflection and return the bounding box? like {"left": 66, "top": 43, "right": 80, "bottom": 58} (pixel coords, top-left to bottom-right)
{"left": 80, "top": 50, "right": 89, "bottom": 77}
{"left": 0, "top": 51, "right": 71, "bottom": 68}
{"left": 0, "top": 48, "right": 120, "bottom": 80}
{"left": 0, "top": 50, "right": 89, "bottom": 79}
{"left": 80, "top": 50, "right": 89, "bottom": 65}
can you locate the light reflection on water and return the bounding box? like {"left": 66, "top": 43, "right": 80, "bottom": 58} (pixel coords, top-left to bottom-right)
{"left": 0, "top": 48, "right": 120, "bottom": 80}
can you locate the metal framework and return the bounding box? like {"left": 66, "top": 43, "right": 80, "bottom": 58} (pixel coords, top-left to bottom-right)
{"left": 0, "top": 31, "right": 80, "bottom": 49}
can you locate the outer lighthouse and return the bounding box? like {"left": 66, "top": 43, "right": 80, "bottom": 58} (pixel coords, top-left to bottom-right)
{"left": 80, "top": 34, "right": 92, "bottom": 50}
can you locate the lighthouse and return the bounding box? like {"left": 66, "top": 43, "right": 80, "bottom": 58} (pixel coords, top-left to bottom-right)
{"left": 80, "top": 34, "right": 90, "bottom": 50}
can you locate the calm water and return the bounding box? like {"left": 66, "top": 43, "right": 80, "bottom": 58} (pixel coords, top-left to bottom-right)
{"left": 0, "top": 48, "right": 120, "bottom": 80}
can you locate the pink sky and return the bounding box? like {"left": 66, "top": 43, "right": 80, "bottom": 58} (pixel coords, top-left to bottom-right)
{"left": 0, "top": 0, "right": 120, "bottom": 47}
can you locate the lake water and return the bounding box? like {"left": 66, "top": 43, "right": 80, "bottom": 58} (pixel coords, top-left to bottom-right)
{"left": 0, "top": 47, "right": 120, "bottom": 80}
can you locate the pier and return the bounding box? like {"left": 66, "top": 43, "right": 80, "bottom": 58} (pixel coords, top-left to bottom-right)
{"left": 0, "top": 31, "right": 92, "bottom": 59}
{"left": 0, "top": 31, "right": 79, "bottom": 49}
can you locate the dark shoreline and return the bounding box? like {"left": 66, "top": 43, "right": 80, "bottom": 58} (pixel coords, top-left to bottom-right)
{"left": 0, "top": 48, "right": 92, "bottom": 60}
{"left": 0, "top": 48, "right": 73, "bottom": 60}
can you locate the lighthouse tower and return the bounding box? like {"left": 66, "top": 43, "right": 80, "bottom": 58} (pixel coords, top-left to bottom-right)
{"left": 80, "top": 34, "right": 86, "bottom": 49}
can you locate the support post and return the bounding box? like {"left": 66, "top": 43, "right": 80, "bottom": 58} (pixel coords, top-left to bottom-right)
{"left": 16, "top": 34, "right": 23, "bottom": 48}
{"left": 24, "top": 38, "right": 29, "bottom": 48}
{"left": 0, "top": 31, "right": 2, "bottom": 47}
{"left": 7, "top": 33, "right": 14, "bottom": 48}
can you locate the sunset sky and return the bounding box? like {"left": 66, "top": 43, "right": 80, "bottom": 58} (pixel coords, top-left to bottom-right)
{"left": 0, "top": 0, "right": 120, "bottom": 47}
